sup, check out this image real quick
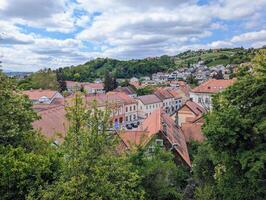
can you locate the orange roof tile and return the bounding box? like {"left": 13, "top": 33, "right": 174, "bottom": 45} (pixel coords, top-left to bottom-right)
{"left": 179, "top": 100, "right": 206, "bottom": 116}
{"left": 22, "top": 89, "right": 58, "bottom": 100}
{"left": 137, "top": 94, "right": 162, "bottom": 105}
{"left": 181, "top": 123, "right": 204, "bottom": 142}
{"left": 191, "top": 79, "right": 236, "bottom": 93}
{"left": 32, "top": 106, "right": 68, "bottom": 142}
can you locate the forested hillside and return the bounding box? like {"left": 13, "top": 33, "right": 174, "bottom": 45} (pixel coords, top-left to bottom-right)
{"left": 55, "top": 47, "right": 261, "bottom": 82}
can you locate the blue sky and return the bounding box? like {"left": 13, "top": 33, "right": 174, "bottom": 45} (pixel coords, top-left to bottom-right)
{"left": 0, "top": 0, "right": 266, "bottom": 71}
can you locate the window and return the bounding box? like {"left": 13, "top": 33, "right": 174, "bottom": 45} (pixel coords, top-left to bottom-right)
{"left": 148, "top": 146, "right": 155, "bottom": 153}
{"left": 133, "top": 114, "right": 136, "bottom": 120}
{"left": 126, "top": 107, "right": 128, "bottom": 112}
{"left": 146, "top": 106, "right": 148, "bottom": 109}
{"left": 134, "top": 105, "right": 136, "bottom": 110}
{"left": 155, "top": 139, "right": 163, "bottom": 147}
{"left": 130, "top": 106, "right": 132, "bottom": 111}
{"left": 129, "top": 115, "right": 132, "bottom": 121}
{"left": 153, "top": 104, "right": 155, "bottom": 108}
{"left": 198, "top": 97, "right": 202, "bottom": 103}
{"left": 126, "top": 116, "right": 128, "bottom": 121}
{"left": 149, "top": 105, "right": 151, "bottom": 109}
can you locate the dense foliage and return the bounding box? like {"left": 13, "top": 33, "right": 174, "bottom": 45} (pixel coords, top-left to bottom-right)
{"left": 192, "top": 49, "right": 266, "bottom": 200}
{"left": 18, "top": 68, "right": 59, "bottom": 90}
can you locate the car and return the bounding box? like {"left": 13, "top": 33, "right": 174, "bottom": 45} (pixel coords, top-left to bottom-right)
{"left": 126, "top": 124, "right": 133, "bottom": 129}
{"left": 131, "top": 123, "right": 138, "bottom": 128}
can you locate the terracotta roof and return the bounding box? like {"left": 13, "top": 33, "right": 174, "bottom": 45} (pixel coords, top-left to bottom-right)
{"left": 137, "top": 94, "right": 162, "bottom": 105}
{"left": 85, "top": 92, "right": 136, "bottom": 107}
{"left": 118, "top": 131, "right": 150, "bottom": 148}
{"left": 164, "top": 88, "right": 182, "bottom": 99}
{"left": 113, "top": 87, "right": 136, "bottom": 95}
{"left": 32, "top": 98, "right": 64, "bottom": 112}
{"left": 181, "top": 100, "right": 206, "bottom": 116}
{"left": 191, "top": 79, "right": 235, "bottom": 93}
{"left": 22, "top": 89, "right": 58, "bottom": 100}
{"left": 65, "top": 81, "right": 80, "bottom": 87}
{"left": 82, "top": 82, "right": 104, "bottom": 90}
{"left": 120, "top": 109, "right": 191, "bottom": 167}
{"left": 154, "top": 88, "right": 174, "bottom": 100}
{"left": 181, "top": 123, "right": 204, "bottom": 142}
{"left": 32, "top": 106, "right": 68, "bottom": 142}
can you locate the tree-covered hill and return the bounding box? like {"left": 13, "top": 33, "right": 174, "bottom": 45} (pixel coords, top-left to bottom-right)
{"left": 55, "top": 47, "right": 263, "bottom": 82}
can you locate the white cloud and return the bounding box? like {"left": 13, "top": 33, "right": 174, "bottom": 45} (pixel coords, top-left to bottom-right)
{"left": 231, "top": 30, "right": 266, "bottom": 43}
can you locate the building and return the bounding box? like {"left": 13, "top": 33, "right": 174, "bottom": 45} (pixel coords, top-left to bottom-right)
{"left": 82, "top": 82, "right": 105, "bottom": 94}
{"left": 113, "top": 86, "right": 137, "bottom": 98}
{"left": 118, "top": 109, "right": 191, "bottom": 167}
{"left": 136, "top": 94, "right": 163, "bottom": 119}
{"left": 154, "top": 88, "right": 176, "bottom": 114}
{"left": 176, "top": 100, "right": 206, "bottom": 127}
{"left": 85, "top": 92, "right": 138, "bottom": 128}
{"left": 65, "top": 81, "right": 81, "bottom": 92}
{"left": 190, "top": 79, "right": 235, "bottom": 110}
{"left": 22, "top": 89, "right": 63, "bottom": 104}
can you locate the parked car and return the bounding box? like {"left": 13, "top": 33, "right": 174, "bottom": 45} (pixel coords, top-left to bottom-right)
{"left": 126, "top": 124, "right": 133, "bottom": 129}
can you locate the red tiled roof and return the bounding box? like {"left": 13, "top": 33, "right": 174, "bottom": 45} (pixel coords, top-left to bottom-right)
{"left": 22, "top": 89, "right": 58, "bottom": 100}
{"left": 154, "top": 88, "right": 174, "bottom": 100}
{"left": 191, "top": 79, "right": 235, "bottom": 93}
{"left": 65, "top": 81, "right": 80, "bottom": 87}
{"left": 32, "top": 106, "right": 68, "bottom": 142}
{"left": 82, "top": 82, "right": 104, "bottom": 90}
{"left": 181, "top": 123, "right": 204, "bottom": 142}
{"left": 113, "top": 87, "right": 136, "bottom": 95}
{"left": 119, "top": 109, "right": 191, "bottom": 167}
{"left": 137, "top": 94, "right": 162, "bottom": 105}
{"left": 181, "top": 100, "right": 206, "bottom": 116}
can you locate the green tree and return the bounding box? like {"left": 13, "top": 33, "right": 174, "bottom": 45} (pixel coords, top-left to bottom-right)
{"left": 0, "top": 72, "right": 39, "bottom": 147}
{"left": 193, "top": 49, "right": 266, "bottom": 199}
{"left": 40, "top": 94, "right": 145, "bottom": 199}
{"left": 129, "top": 147, "right": 190, "bottom": 200}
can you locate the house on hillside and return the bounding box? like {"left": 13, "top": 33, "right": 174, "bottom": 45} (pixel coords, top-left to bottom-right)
{"left": 65, "top": 81, "right": 81, "bottom": 92}
{"left": 82, "top": 82, "right": 105, "bottom": 94}
{"left": 22, "top": 89, "right": 63, "bottom": 104}
{"left": 118, "top": 109, "right": 191, "bottom": 167}
{"left": 190, "top": 79, "right": 236, "bottom": 110}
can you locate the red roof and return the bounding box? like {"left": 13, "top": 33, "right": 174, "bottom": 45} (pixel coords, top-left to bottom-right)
{"left": 113, "top": 87, "right": 136, "bottom": 95}
{"left": 119, "top": 109, "right": 191, "bottom": 167}
{"left": 137, "top": 94, "right": 162, "bottom": 105}
{"left": 82, "top": 82, "right": 104, "bottom": 90}
{"left": 154, "top": 88, "right": 174, "bottom": 100}
{"left": 22, "top": 89, "right": 58, "bottom": 100}
{"left": 32, "top": 106, "right": 68, "bottom": 142}
{"left": 191, "top": 79, "right": 236, "bottom": 93}
{"left": 181, "top": 123, "right": 204, "bottom": 142}
{"left": 186, "top": 100, "right": 206, "bottom": 116}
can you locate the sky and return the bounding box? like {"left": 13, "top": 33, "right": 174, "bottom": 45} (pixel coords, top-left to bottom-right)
{"left": 0, "top": 0, "right": 266, "bottom": 72}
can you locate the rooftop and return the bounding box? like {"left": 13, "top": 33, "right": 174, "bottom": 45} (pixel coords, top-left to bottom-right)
{"left": 191, "top": 79, "right": 236, "bottom": 93}
{"left": 22, "top": 89, "right": 58, "bottom": 100}
{"left": 137, "top": 94, "right": 162, "bottom": 105}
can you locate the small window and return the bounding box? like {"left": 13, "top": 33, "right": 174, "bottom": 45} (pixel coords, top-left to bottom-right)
{"left": 126, "top": 116, "right": 128, "bottom": 121}
{"left": 134, "top": 105, "right": 136, "bottom": 110}
{"left": 126, "top": 107, "right": 128, "bottom": 112}
{"left": 155, "top": 139, "right": 163, "bottom": 147}
{"left": 130, "top": 106, "right": 132, "bottom": 111}
{"left": 148, "top": 146, "right": 155, "bottom": 153}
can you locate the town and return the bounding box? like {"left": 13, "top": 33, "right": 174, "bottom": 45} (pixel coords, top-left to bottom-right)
{"left": 20, "top": 61, "right": 237, "bottom": 168}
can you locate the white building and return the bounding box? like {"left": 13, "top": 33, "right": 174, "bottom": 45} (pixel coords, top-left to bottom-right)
{"left": 136, "top": 94, "right": 163, "bottom": 119}
{"left": 190, "top": 79, "right": 236, "bottom": 110}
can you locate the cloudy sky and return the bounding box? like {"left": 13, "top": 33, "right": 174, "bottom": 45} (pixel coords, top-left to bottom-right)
{"left": 0, "top": 0, "right": 266, "bottom": 71}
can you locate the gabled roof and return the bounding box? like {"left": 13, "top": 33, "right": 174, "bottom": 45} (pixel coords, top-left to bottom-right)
{"left": 191, "top": 79, "right": 235, "bottom": 93}
{"left": 22, "top": 89, "right": 58, "bottom": 100}
{"left": 179, "top": 100, "right": 206, "bottom": 116}
{"left": 113, "top": 87, "right": 136, "bottom": 95}
{"left": 137, "top": 94, "right": 162, "bottom": 105}
{"left": 154, "top": 88, "right": 174, "bottom": 100}
{"left": 82, "top": 82, "right": 104, "bottom": 90}
{"left": 119, "top": 109, "right": 191, "bottom": 167}
{"left": 32, "top": 106, "right": 68, "bottom": 142}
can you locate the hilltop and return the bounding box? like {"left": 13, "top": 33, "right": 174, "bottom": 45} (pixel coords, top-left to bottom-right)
{"left": 55, "top": 47, "right": 261, "bottom": 82}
